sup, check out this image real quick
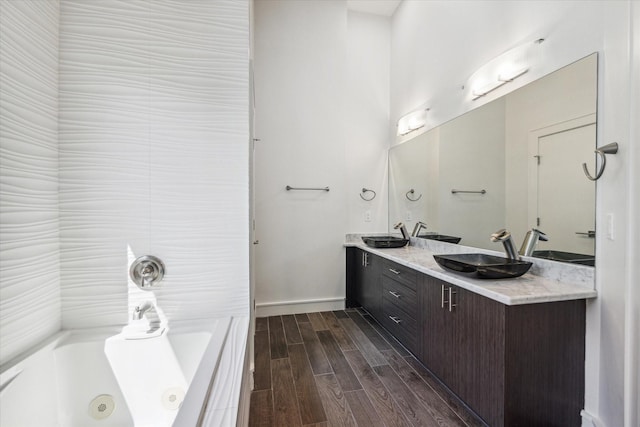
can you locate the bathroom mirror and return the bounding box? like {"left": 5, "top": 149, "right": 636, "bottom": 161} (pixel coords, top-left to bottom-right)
{"left": 389, "top": 54, "right": 597, "bottom": 265}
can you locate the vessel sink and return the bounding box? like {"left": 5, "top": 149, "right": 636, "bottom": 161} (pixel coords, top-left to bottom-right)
{"left": 417, "top": 234, "right": 462, "bottom": 244}
{"left": 433, "top": 253, "right": 533, "bottom": 279}
{"left": 532, "top": 250, "right": 595, "bottom": 267}
{"left": 362, "top": 236, "right": 409, "bottom": 248}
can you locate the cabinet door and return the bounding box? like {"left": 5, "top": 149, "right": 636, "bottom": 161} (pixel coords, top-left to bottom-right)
{"left": 345, "top": 247, "right": 359, "bottom": 308}
{"left": 421, "top": 276, "right": 452, "bottom": 385}
{"left": 421, "top": 278, "right": 505, "bottom": 426}
{"left": 449, "top": 286, "right": 505, "bottom": 426}
{"left": 350, "top": 249, "right": 381, "bottom": 318}
{"left": 361, "top": 250, "right": 382, "bottom": 319}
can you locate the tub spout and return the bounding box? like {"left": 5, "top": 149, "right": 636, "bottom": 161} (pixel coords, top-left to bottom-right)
{"left": 132, "top": 301, "right": 154, "bottom": 320}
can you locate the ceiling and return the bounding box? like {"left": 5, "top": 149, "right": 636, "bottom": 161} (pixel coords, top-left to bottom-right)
{"left": 347, "top": 0, "right": 402, "bottom": 17}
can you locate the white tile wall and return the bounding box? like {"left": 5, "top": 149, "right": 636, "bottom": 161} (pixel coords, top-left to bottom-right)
{"left": 0, "top": 0, "right": 61, "bottom": 365}
{"left": 58, "top": 0, "right": 250, "bottom": 328}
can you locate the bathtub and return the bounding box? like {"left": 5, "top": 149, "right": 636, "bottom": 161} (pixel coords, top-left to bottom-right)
{"left": 0, "top": 317, "right": 234, "bottom": 427}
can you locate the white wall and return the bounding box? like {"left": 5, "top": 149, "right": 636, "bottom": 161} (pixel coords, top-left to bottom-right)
{"left": 390, "top": 1, "right": 637, "bottom": 426}
{"left": 58, "top": 0, "right": 250, "bottom": 328}
{"left": 254, "top": 1, "right": 389, "bottom": 315}
{"left": 346, "top": 11, "right": 390, "bottom": 233}
{"left": 0, "top": 0, "right": 61, "bottom": 365}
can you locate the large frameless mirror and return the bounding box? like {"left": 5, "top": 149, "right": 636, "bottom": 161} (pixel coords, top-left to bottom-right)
{"left": 389, "top": 53, "right": 597, "bottom": 266}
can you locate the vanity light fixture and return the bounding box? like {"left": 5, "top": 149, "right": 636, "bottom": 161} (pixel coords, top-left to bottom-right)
{"left": 472, "top": 67, "right": 529, "bottom": 100}
{"left": 397, "top": 108, "right": 428, "bottom": 136}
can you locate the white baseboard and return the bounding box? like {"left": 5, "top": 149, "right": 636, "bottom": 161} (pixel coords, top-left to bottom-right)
{"left": 255, "top": 297, "right": 345, "bottom": 317}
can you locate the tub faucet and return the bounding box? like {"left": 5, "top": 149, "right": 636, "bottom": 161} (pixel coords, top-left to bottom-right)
{"left": 411, "top": 221, "right": 428, "bottom": 237}
{"left": 393, "top": 222, "right": 410, "bottom": 239}
{"left": 490, "top": 229, "right": 520, "bottom": 260}
{"left": 132, "top": 301, "right": 154, "bottom": 320}
{"left": 519, "top": 228, "right": 548, "bottom": 257}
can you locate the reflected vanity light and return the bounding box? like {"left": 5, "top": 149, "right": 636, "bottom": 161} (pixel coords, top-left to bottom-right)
{"left": 472, "top": 67, "right": 529, "bottom": 100}
{"left": 469, "top": 37, "right": 544, "bottom": 101}
{"left": 397, "top": 108, "right": 428, "bottom": 136}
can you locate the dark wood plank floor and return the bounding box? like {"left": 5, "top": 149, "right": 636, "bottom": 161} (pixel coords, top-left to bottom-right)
{"left": 249, "top": 309, "right": 484, "bottom": 427}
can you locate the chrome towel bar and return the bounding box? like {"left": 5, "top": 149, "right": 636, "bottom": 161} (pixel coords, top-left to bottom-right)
{"left": 286, "top": 185, "right": 329, "bottom": 192}
{"left": 451, "top": 189, "right": 487, "bottom": 194}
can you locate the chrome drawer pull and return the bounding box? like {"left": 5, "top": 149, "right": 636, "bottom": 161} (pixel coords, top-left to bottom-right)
{"left": 389, "top": 268, "right": 401, "bottom": 275}
{"left": 389, "top": 316, "right": 402, "bottom": 324}
{"left": 449, "top": 288, "right": 457, "bottom": 312}
{"left": 441, "top": 284, "right": 448, "bottom": 308}
{"left": 388, "top": 291, "right": 401, "bottom": 298}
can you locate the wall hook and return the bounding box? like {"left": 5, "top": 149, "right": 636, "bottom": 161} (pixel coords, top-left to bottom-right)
{"left": 360, "top": 188, "right": 376, "bottom": 201}
{"left": 405, "top": 188, "right": 422, "bottom": 201}
{"left": 582, "top": 142, "right": 618, "bottom": 181}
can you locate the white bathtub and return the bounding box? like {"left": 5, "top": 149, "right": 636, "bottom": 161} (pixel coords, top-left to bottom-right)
{"left": 0, "top": 317, "right": 232, "bottom": 427}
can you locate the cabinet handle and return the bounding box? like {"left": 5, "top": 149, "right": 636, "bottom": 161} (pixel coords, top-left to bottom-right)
{"left": 389, "top": 315, "right": 402, "bottom": 324}
{"left": 389, "top": 268, "right": 401, "bottom": 275}
{"left": 388, "top": 291, "right": 401, "bottom": 298}
{"left": 441, "top": 284, "right": 449, "bottom": 308}
{"left": 449, "top": 288, "right": 457, "bottom": 312}
{"left": 362, "top": 252, "right": 369, "bottom": 267}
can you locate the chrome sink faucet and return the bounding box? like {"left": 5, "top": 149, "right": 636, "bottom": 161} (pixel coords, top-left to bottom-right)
{"left": 411, "top": 221, "right": 428, "bottom": 237}
{"left": 132, "top": 301, "right": 154, "bottom": 320}
{"left": 519, "top": 228, "right": 548, "bottom": 257}
{"left": 490, "top": 229, "right": 520, "bottom": 260}
{"left": 393, "top": 222, "right": 410, "bottom": 240}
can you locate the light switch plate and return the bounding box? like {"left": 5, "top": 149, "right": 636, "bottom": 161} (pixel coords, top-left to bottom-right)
{"left": 607, "top": 213, "right": 614, "bottom": 240}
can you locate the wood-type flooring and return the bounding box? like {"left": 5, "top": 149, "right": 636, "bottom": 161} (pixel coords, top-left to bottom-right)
{"left": 249, "top": 308, "right": 484, "bottom": 427}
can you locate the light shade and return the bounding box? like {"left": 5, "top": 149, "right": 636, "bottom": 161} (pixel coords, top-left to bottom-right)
{"left": 397, "top": 109, "right": 427, "bottom": 135}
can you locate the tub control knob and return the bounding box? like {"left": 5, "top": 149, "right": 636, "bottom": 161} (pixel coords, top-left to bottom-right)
{"left": 130, "top": 255, "right": 165, "bottom": 290}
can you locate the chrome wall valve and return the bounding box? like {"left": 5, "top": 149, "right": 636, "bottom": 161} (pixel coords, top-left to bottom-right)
{"left": 130, "top": 255, "right": 165, "bottom": 290}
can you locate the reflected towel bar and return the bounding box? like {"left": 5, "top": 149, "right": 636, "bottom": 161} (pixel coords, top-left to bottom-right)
{"left": 286, "top": 185, "right": 329, "bottom": 192}
{"left": 451, "top": 189, "right": 487, "bottom": 194}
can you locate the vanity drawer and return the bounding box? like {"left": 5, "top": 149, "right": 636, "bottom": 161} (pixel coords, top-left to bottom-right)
{"left": 382, "top": 276, "right": 418, "bottom": 319}
{"left": 381, "top": 259, "right": 417, "bottom": 291}
{"left": 381, "top": 298, "right": 418, "bottom": 354}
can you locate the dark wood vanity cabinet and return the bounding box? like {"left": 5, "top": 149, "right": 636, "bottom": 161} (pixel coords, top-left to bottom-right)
{"left": 347, "top": 248, "right": 587, "bottom": 427}
{"left": 423, "top": 274, "right": 586, "bottom": 427}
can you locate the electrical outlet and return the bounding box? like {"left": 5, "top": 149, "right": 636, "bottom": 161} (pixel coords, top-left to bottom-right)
{"left": 405, "top": 211, "right": 412, "bottom": 221}
{"left": 364, "top": 210, "right": 372, "bottom": 222}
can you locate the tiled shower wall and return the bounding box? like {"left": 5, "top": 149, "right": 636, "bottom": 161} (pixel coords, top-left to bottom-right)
{"left": 1, "top": 0, "right": 249, "bottom": 363}
{"left": 58, "top": 0, "right": 250, "bottom": 328}
{"left": 0, "top": 0, "right": 61, "bottom": 365}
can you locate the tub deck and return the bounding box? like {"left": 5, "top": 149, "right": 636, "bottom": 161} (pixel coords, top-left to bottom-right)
{"left": 0, "top": 316, "right": 248, "bottom": 427}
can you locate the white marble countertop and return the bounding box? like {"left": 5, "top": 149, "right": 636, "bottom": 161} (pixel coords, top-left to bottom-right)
{"left": 345, "top": 236, "right": 597, "bottom": 306}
